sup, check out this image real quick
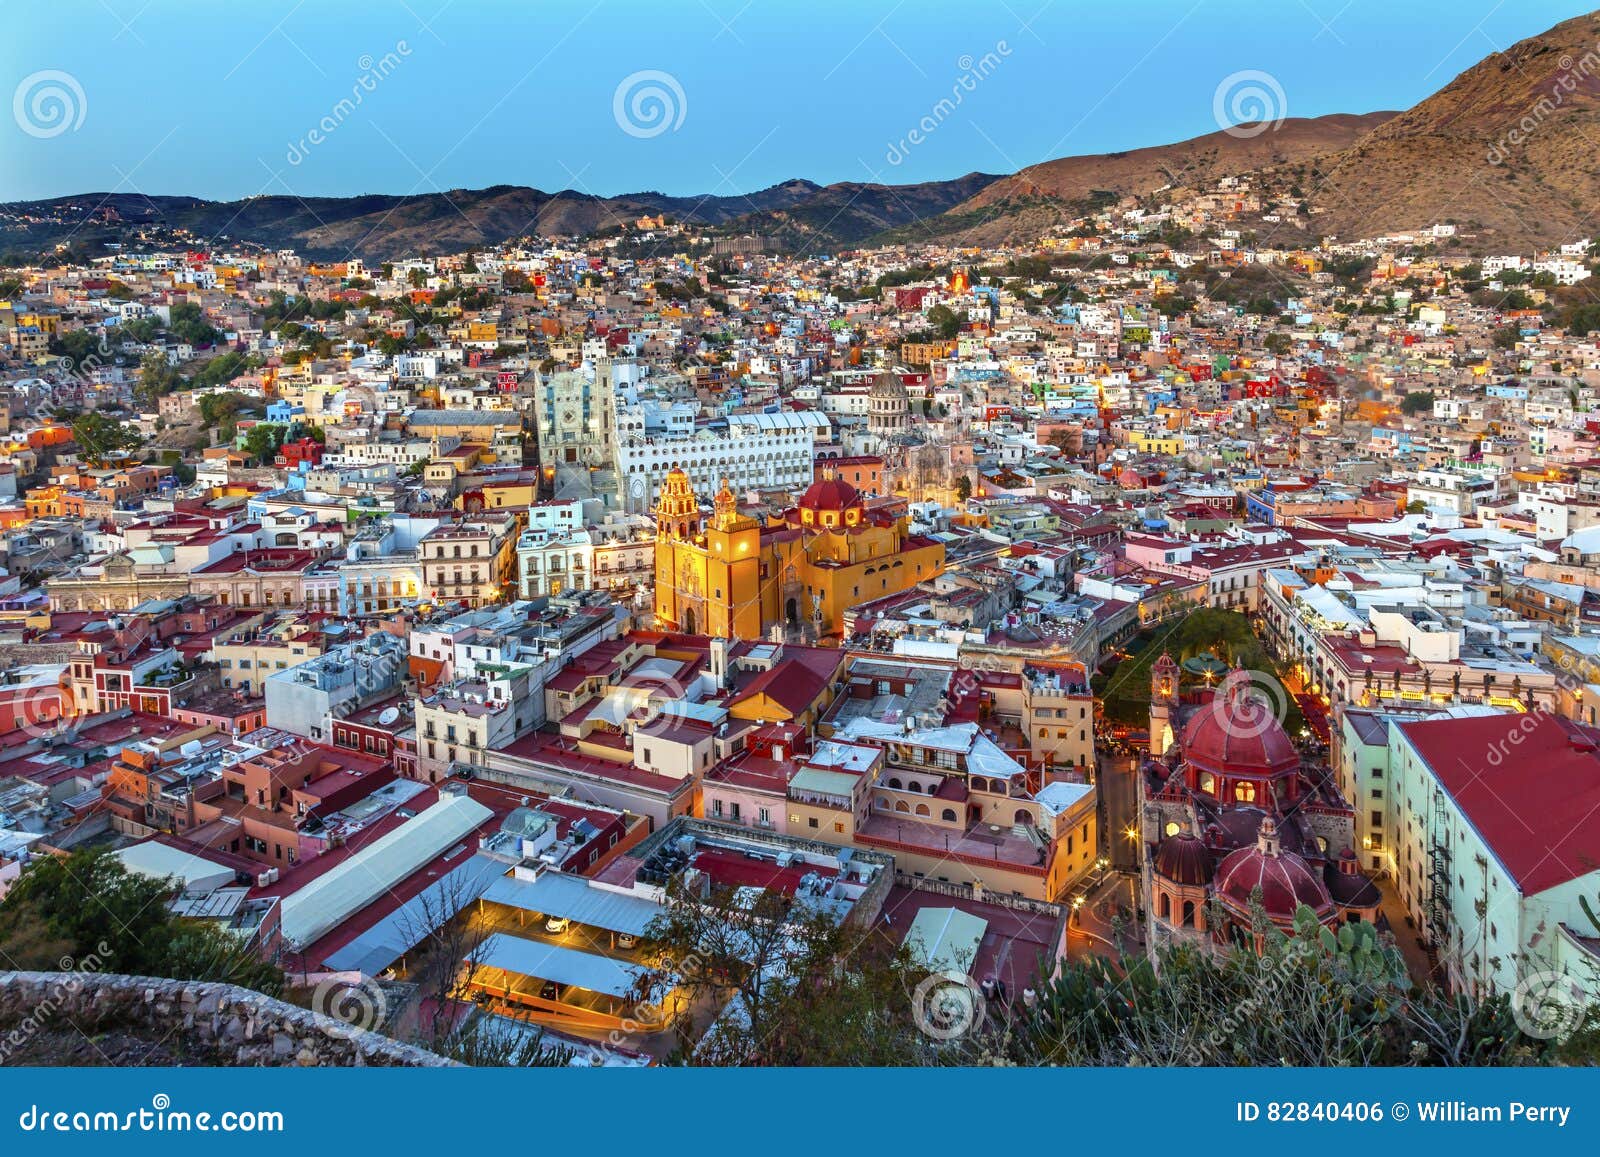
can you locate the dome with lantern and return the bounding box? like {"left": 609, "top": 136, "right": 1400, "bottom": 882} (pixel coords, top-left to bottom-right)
{"left": 1181, "top": 670, "right": 1300, "bottom": 779}
{"left": 1212, "top": 818, "right": 1334, "bottom": 925}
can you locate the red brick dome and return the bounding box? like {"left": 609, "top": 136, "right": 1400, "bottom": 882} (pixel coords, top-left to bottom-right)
{"left": 800, "top": 468, "right": 863, "bottom": 513}
{"left": 1182, "top": 671, "right": 1299, "bottom": 777}
{"left": 1154, "top": 830, "right": 1211, "bottom": 887}
{"left": 1213, "top": 818, "right": 1331, "bottom": 921}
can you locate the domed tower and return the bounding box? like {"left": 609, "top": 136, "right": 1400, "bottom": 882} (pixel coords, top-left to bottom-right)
{"left": 1151, "top": 821, "right": 1212, "bottom": 938}
{"left": 1149, "top": 652, "right": 1179, "bottom": 759}
{"left": 1181, "top": 670, "right": 1300, "bottom": 811}
{"left": 868, "top": 369, "right": 910, "bottom": 440}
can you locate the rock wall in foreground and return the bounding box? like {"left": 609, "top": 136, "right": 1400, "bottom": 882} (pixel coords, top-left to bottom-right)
{"left": 0, "top": 972, "right": 454, "bottom": 1067}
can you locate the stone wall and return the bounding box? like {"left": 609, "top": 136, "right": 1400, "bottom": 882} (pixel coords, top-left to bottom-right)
{"left": 0, "top": 972, "right": 455, "bottom": 1067}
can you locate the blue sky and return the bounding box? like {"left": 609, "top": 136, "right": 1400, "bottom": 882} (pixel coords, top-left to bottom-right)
{"left": 3, "top": 0, "right": 1592, "bottom": 203}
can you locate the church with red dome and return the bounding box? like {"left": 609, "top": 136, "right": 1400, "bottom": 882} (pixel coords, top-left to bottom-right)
{"left": 1140, "top": 656, "right": 1380, "bottom": 950}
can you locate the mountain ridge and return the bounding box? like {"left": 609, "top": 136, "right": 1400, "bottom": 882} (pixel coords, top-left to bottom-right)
{"left": 6, "top": 10, "right": 1599, "bottom": 259}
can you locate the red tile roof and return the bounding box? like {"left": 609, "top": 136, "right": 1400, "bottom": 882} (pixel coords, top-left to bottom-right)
{"left": 1399, "top": 712, "right": 1600, "bottom": 896}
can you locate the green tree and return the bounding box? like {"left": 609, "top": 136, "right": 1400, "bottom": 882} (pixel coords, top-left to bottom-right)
{"left": 243, "top": 422, "right": 287, "bottom": 464}
{"left": 1399, "top": 390, "right": 1436, "bottom": 416}
{"left": 0, "top": 849, "right": 282, "bottom": 996}
{"left": 70, "top": 411, "right": 141, "bottom": 464}
{"left": 926, "top": 304, "right": 965, "bottom": 340}
{"left": 955, "top": 475, "right": 973, "bottom": 502}
{"left": 643, "top": 875, "right": 932, "bottom": 1065}
{"left": 167, "top": 301, "right": 220, "bottom": 346}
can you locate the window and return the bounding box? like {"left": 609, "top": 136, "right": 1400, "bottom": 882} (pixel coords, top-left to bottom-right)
{"left": 1370, "top": 811, "right": 1383, "bottom": 829}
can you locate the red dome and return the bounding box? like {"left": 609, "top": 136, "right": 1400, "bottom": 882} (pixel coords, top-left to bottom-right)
{"left": 1213, "top": 820, "right": 1331, "bottom": 920}
{"left": 1154, "top": 832, "right": 1211, "bottom": 887}
{"left": 800, "top": 472, "right": 863, "bottom": 513}
{"left": 1182, "top": 672, "right": 1299, "bottom": 777}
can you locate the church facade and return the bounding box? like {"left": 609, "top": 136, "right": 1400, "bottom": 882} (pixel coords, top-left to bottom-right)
{"left": 651, "top": 466, "right": 943, "bottom": 641}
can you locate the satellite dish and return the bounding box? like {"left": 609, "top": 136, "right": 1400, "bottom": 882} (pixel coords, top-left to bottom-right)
{"left": 378, "top": 706, "right": 400, "bottom": 726}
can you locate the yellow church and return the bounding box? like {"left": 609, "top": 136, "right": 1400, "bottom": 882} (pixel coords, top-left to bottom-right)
{"left": 652, "top": 465, "right": 944, "bottom": 641}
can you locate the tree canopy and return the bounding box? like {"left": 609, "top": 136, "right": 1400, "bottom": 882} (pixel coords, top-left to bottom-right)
{"left": 0, "top": 849, "right": 282, "bottom": 996}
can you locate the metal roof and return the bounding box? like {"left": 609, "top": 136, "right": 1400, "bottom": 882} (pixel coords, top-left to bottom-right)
{"left": 788, "top": 768, "right": 860, "bottom": 797}
{"left": 481, "top": 871, "right": 660, "bottom": 937}
{"left": 281, "top": 791, "right": 493, "bottom": 948}
{"left": 475, "top": 932, "right": 646, "bottom": 998}
{"left": 905, "top": 906, "right": 987, "bottom": 974}
{"left": 322, "top": 852, "right": 506, "bottom": 974}
{"left": 115, "top": 840, "right": 236, "bottom": 890}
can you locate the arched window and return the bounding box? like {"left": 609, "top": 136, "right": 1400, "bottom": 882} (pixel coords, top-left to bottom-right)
{"left": 894, "top": 800, "right": 909, "bottom": 813}
{"left": 941, "top": 808, "right": 957, "bottom": 822}
{"left": 1181, "top": 900, "right": 1196, "bottom": 928}
{"left": 914, "top": 803, "right": 931, "bottom": 817}
{"left": 888, "top": 777, "right": 902, "bottom": 790}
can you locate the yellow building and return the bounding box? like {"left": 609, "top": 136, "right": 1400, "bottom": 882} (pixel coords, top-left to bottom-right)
{"left": 652, "top": 466, "right": 943, "bottom": 641}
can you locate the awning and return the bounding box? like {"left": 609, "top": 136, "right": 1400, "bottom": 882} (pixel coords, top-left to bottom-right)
{"left": 905, "top": 906, "right": 987, "bottom": 974}
{"left": 481, "top": 871, "right": 659, "bottom": 937}
{"left": 323, "top": 852, "right": 506, "bottom": 973}
{"left": 474, "top": 932, "right": 645, "bottom": 998}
